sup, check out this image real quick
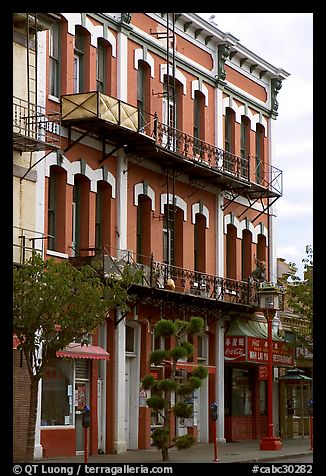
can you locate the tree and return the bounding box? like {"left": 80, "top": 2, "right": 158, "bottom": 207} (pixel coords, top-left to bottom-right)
{"left": 141, "top": 317, "right": 208, "bottom": 462}
{"left": 13, "top": 253, "right": 143, "bottom": 462}
{"left": 284, "top": 245, "right": 313, "bottom": 354}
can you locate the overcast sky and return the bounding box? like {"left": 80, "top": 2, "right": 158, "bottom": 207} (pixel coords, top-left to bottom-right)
{"left": 198, "top": 13, "right": 313, "bottom": 279}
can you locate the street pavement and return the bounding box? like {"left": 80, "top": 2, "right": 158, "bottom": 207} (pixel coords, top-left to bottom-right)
{"left": 41, "top": 437, "right": 313, "bottom": 464}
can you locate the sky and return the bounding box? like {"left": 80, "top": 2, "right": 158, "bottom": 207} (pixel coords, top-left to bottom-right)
{"left": 198, "top": 13, "right": 313, "bottom": 279}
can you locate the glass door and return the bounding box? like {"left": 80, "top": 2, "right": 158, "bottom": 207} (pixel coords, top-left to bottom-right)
{"left": 75, "top": 359, "right": 90, "bottom": 454}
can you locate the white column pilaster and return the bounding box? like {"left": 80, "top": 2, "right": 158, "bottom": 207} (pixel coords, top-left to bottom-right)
{"left": 268, "top": 119, "right": 278, "bottom": 283}
{"left": 216, "top": 87, "right": 224, "bottom": 149}
{"left": 117, "top": 30, "right": 128, "bottom": 101}
{"left": 33, "top": 378, "right": 43, "bottom": 459}
{"left": 215, "top": 319, "right": 226, "bottom": 443}
{"left": 114, "top": 314, "right": 127, "bottom": 453}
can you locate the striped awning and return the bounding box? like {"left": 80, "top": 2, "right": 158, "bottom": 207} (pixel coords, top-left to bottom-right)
{"left": 56, "top": 343, "right": 110, "bottom": 360}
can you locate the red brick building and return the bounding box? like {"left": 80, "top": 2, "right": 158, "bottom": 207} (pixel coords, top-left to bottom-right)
{"left": 13, "top": 12, "right": 291, "bottom": 459}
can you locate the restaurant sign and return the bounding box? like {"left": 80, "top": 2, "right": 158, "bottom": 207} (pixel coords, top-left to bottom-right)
{"left": 225, "top": 335, "right": 294, "bottom": 366}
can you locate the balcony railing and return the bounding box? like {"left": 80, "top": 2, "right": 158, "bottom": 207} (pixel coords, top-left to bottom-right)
{"left": 13, "top": 96, "right": 61, "bottom": 151}
{"left": 69, "top": 247, "right": 260, "bottom": 308}
{"left": 13, "top": 226, "right": 44, "bottom": 264}
{"left": 156, "top": 121, "right": 250, "bottom": 182}
{"left": 60, "top": 92, "right": 282, "bottom": 198}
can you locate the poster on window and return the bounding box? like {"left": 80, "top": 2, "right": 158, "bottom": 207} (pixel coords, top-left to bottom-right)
{"left": 76, "top": 384, "right": 86, "bottom": 410}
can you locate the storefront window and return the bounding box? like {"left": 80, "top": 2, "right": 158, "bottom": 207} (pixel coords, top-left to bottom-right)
{"left": 260, "top": 381, "right": 267, "bottom": 415}
{"left": 231, "top": 368, "right": 252, "bottom": 416}
{"left": 41, "top": 358, "right": 73, "bottom": 426}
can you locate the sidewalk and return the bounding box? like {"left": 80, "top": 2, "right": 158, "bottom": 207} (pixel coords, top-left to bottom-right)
{"left": 42, "top": 438, "right": 312, "bottom": 464}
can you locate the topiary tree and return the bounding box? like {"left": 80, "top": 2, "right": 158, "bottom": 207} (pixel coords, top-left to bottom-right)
{"left": 141, "top": 317, "right": 208, "bottom": 461}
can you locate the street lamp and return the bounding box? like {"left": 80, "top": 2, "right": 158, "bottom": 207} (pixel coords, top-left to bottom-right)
{"left": 258, "top": 283, "right": 282, "bottom": 451}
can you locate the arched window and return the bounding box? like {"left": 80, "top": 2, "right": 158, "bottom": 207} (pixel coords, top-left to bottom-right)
{"left": 225, "top": 107, "right": 235, "bottom": 172}
{"left": 47, "top": 165, "right": 67, "bottom": 253}
{"left": 242, "top": 229, "right": 252, "bottom": 280}
{"left": 255, "top": 123, "right": 265, "bottom": 184}
{"left": 162, "top": 76, "right": 183, "bottom": 150}
{"left": 163, "top": 205, "right": 184, "bottom": 268}
{"left": 49, "top": 21, "right": 61, "bottom": 98}
{"left": 226, "top": 224, "right": 237, "bottom": 279}
{"left": 257, "top": 234, "right": 267, "bottom": 268}
{"left": 136, "top": 194, "right": 152, "bottom": 264}
{"left": 72, "top": 174, "right": 90, "bottom": 256}
{"left": 240, "top": 115, "right": 250, "bottom": 178}
{"left": 137, "top": 60, "right": 151, "bottom": 132}
{"left": 74, "top": 26, "right": 90, "bottom": 93}
{"left": 194, "top": 213, "right": 206, "bottom": 273}
{"left": 193, "top": 90, "right": 205, "bottom": 157}
{"left": 96, "top": 38, "right": 112, "bottom": 95}
{"left": 95, "top": 180, "right": 112, "bottom": 253}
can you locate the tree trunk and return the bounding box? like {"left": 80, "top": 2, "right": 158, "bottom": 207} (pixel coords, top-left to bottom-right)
{"left": 24, "top": 377, "right": 39, "bottom": 462}
{"left": 161, "top": 447, "right": 169, "bottom": 461}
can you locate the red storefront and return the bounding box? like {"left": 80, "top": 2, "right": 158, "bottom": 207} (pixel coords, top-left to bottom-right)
{"left": 224, "top": 318, "right": 294, "bottom": 441}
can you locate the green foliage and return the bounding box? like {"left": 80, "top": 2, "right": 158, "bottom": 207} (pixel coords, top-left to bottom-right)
{"left": 191, "top": 365, "right": 209, "bottom": 380}
{"left": 104, "top": 262, "right": 144, "bottom": 313}
{"left": 149, "top": 349, "right": 169, "bottom": 366}
{"left": 14, "top": 255, "right": 106, "bottom": 372}
{"left": 155, "top": 319, "right": 177, "bottom": 337}
{"left": 176, "top": 383, "right": 194, "bottom": 396}
{"left": 13, "top": 253, "right": 138, "bottom": 379}
{"left": 188, "top": 376, "right": 202, "bottom": 389}
{"left": 146, "top": 396, "right": 167, "bottom": 411}
{"left": 173, "top": 402, "right": 193, "bottom": 418}
{"left": 180, "top": 341, "right": 194, "bottom": 356}
{"left": 169, "top": 346, "right": 188, "bottom": 361}
{"left": 141, "top": 375, "right": 156, "bottom": 390}
{"left": 287, "top": 245, "right": 313, "bottom": 322}
{"left": 187, "top": 316, "right": 204, "bottom": 335}
{"left": 156, "top": 379, "right": 178, "bottom": 392}
{"left": 145, "top": 316, "right": 208, "bottom": 461}
{"left": 173, "top": 435, "right": 196, "bottom": 449}
{"left": 285, "top": 246, "right": 313, "bottom": 354}
{"left": 151, "top": 428, "right": 170, "bottom": 449}
{"left": 174, "top": 319, "right": 189, "bottom": 334}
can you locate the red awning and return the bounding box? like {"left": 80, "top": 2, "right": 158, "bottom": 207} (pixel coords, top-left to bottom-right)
{"left": 56, "top": 343, "right": 110, "bottom": 360}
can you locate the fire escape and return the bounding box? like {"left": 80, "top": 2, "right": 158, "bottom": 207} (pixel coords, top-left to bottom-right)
{"left": 13, "top": 13, "right": 61, "bottom": 264}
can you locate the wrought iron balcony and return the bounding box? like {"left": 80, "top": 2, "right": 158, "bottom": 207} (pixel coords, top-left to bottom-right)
{"left": 13, "top": 96, "right": 61, "bottom": 152}
{"left": 60, "top": 91, "right": 283, "bottom": 201}
{"left": 69, "top": 247, "right": 259, "bottom": 309}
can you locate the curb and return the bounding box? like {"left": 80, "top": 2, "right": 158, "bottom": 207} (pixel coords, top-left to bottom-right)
{"left": 224, "top": 451, "right": 313, "bottom": 464}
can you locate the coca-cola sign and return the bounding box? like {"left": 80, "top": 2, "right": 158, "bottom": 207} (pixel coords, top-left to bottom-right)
{"left": 224, "top": 335, "right": 294, "bottom": 367}
{"left": 224, "top": 336, "right": 246, "bottom": 361}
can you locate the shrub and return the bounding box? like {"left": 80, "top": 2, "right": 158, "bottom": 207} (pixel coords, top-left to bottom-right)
{"left": 169, "top": 346, "right": 188, "bottom": 361}
{"left": 149, "top": 349, "right": 169, "bottom": 366}
{"left": 152, "top": 428, "right": 170, "bottom": 449}
{"left": 192, "top": 365, "right": 209, "bottom": 380}
{"left": 157, "top": 379, "right": 178, "bottom": 392}
{"left": 174, "top": 435, "right": 196, "bottom": 449}
{"left": 146, "top": 396, "right": 167, "bottom": 411}
{"left": 155, "top": 319, "right": 177, "bottom": 337}
{"left": 173, "top": 402, "right": 193, "bottom": 418}
{"left": 141, "top": 375, "right": 156, "bottom": 390}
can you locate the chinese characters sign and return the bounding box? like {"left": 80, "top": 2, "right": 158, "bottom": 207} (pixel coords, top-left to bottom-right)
{"left": 224, "top": 336, "right": 246, "bottom": 361}
{"left": 224, "top": 335, "right": 294, "bottom": 366}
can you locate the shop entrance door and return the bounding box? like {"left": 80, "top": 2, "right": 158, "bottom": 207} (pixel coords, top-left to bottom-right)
{"left": 75, "top": 360, "right": 90, "bottom": 454}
